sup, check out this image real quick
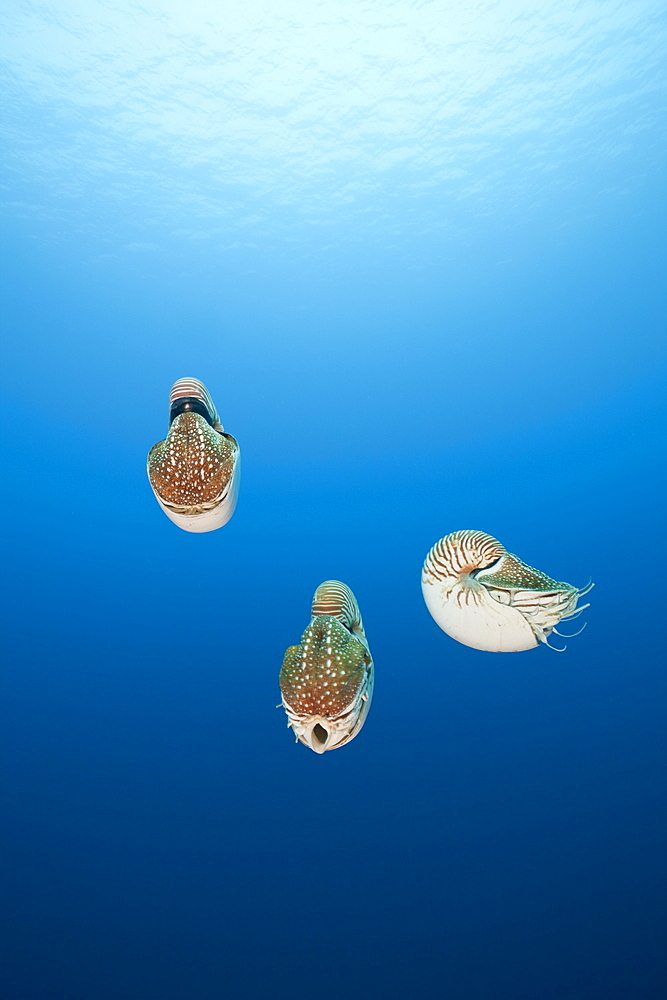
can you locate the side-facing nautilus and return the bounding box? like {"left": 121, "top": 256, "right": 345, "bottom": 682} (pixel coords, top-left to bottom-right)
{"left": 279, "top": 581, "right": 374, "bottom": 753}
{"left": 147, "top": 377, "right": 240, "bottom": 532}
{"left": 421, "top": 530, "right": 593, "bottom": 652}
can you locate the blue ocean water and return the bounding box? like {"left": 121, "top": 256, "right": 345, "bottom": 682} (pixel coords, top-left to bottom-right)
{"left": 1, "top": 1, "right": 665, "bottom": 997}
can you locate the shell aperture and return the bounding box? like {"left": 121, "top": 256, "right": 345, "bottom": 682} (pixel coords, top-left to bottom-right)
{"left": 279, "top": 581, "right": 374, "bottom": 753}
{"left": 421, "top": 530, "right": 593, "bottom": 652}
{"left": 147, "top": 377, "right": 240, "bottom": 533}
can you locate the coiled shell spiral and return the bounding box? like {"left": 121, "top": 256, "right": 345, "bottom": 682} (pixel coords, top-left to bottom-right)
{"left": 421, "top": 530, "right": 592, "bottom": 652}
{"left": 146, "top": 378, "right": 240, "bottom": 533}
{"left": 279, "top": 581, "right": 374, "bottom": 753}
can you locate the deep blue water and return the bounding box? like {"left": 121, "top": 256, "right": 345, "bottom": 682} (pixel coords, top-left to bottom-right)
{"left": 1, "top": 2, "right": 666, "bottom": 998}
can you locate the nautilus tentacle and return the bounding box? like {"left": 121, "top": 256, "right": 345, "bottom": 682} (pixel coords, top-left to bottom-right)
{"left": 279, "top": 581, "right": 374, "bottom": 753}
{"left": 146, "top": 377, "right": 240, "bottom": 533}
{"left": 421, "top": 530, "right": 592, "bottom": 652}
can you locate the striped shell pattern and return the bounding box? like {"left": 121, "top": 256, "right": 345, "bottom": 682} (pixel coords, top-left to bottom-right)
{"left": 279, "top": 581, "right": 374, "bottom": 753}
{"left": 147, "top": 378, "right": 240, "bottom": 533}
{"left": 421, "top": 530, "right": 592, "bottom": 652}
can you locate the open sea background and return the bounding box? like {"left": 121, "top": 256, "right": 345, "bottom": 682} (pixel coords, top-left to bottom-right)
{"left": 1, "top": 2, "right": 666, "bottom": 998}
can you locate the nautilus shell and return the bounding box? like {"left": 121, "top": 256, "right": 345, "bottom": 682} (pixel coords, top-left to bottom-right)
{"left": 421, "top": 530, "right": 593, "bottom": 652}
{"left": 147, "top": 378, "right": 240, "bottom": 533}
{"left": 279, "top": 581, "right": 374, "bottom": 753}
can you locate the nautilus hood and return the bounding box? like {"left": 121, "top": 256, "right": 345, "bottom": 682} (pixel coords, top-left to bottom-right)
{"left": 147, "top": 377, "right": 240, "bottom": 533}
{"left": 279, "top": 581, "right": 374, "bottom": 753}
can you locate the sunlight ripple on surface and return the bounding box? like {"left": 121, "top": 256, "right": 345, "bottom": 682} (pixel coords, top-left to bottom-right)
{"left": 1, "top": 0, "right": 663, "bottom": 264}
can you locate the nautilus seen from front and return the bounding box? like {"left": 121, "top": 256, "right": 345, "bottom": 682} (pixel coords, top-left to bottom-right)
{"left": 421, "top": 530, "right": 593, "bottom": 652}
{"left": 147, "top": 377, "right": 240, "bottom": 532}
{"left": 279, "top": 581, "right": 374, "bottom": 753}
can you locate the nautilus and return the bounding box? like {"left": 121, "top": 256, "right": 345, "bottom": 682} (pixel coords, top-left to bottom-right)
{"left": 279, "top": 581, "right": 374, "bottom": 753}
{"left": 421, "top": 530, "right": 593, "bottom": 652}
{"left": 147, "top": 377, "right": 240, "bottom": 533}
